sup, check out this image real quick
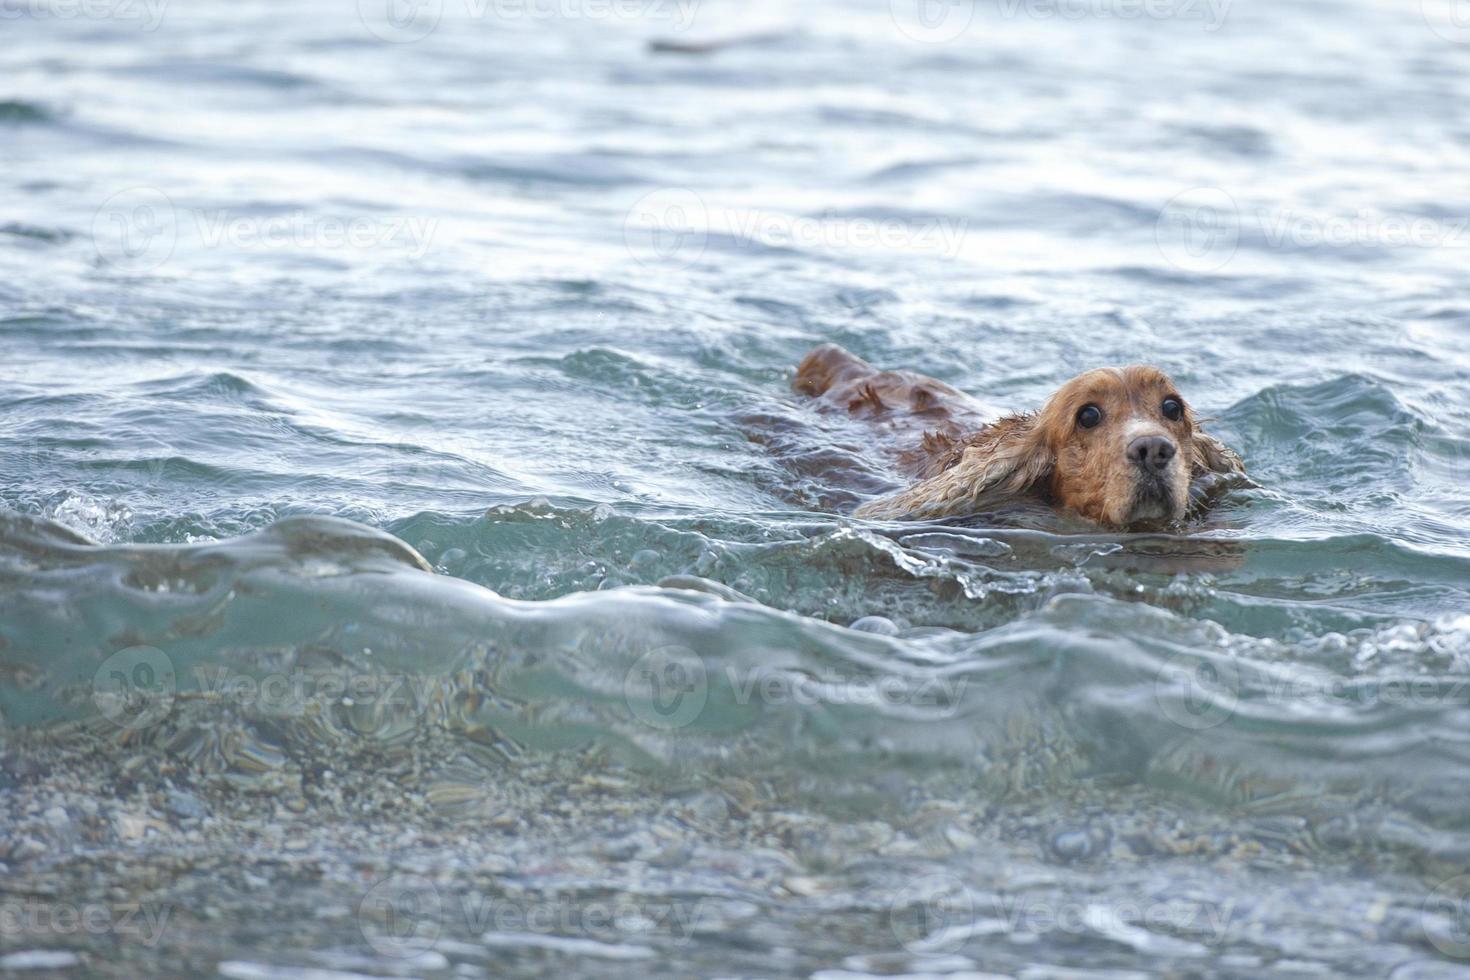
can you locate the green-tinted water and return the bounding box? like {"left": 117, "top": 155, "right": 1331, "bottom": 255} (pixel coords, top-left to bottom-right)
{"left": 4, "top": 0, "right": 1470, "bottom": 975}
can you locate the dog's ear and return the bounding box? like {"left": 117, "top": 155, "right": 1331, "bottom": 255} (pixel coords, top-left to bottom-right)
{"left": 1186, "top": 429, "right": 1249, "bottom": 515}
{"left": 1190, "top": 430, "right": 1246, "bottom": 477}
{"left": 855, "top": 414, "right": 1052, "bottom": 520}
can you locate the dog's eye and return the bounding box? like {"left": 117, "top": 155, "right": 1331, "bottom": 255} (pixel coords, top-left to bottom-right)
{"left": 1161, "top": 397, "right": 1184, "bottom": 422}
{"left": 1076, "top": 404, "right": 1103, "bottom": 429}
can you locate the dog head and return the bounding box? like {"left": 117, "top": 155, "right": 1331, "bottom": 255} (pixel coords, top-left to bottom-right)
{"left": 851, "top": 364, "right": 1244, "bottom": 527}
{"left": 1030, "top": 366, "right": 1204, "bottom": 526}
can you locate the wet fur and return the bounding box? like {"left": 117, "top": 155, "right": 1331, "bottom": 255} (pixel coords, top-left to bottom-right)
{"left": 794, "top": 344, "right": 1245, "bottom": 527}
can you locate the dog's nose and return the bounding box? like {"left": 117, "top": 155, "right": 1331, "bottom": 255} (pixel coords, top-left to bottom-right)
{"left": 1127, "top": 435, "right": 1177, "bottom": 472}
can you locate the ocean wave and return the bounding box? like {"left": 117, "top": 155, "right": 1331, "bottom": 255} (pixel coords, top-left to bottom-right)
{"left": 4, "top": 511, "right": 1469, "bottom": 857}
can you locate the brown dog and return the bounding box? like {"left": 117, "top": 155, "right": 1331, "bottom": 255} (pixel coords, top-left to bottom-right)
{"left": 794, "top": 344, "right": 1245, "bottom": 527}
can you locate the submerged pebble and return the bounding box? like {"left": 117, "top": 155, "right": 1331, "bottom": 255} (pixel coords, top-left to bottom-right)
{"left": 850, "top": 616, "right": 901, "bottom": 636}
{"left": 1047, "top": 825, "right": 1110, "bottom": 864}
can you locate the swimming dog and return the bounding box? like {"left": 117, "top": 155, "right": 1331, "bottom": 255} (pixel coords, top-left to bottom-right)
{"left": 794, "top": 344, "right": 1245, "bottom": 527}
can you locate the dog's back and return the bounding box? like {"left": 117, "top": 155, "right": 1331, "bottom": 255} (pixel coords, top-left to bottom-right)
{"left": 794, "top": 344, "right": 992, "bottom": 480}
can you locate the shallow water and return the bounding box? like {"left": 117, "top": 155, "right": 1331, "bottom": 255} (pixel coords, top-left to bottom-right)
{"left": 4, "top": 0, "right": 1470, "bottom": 976}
